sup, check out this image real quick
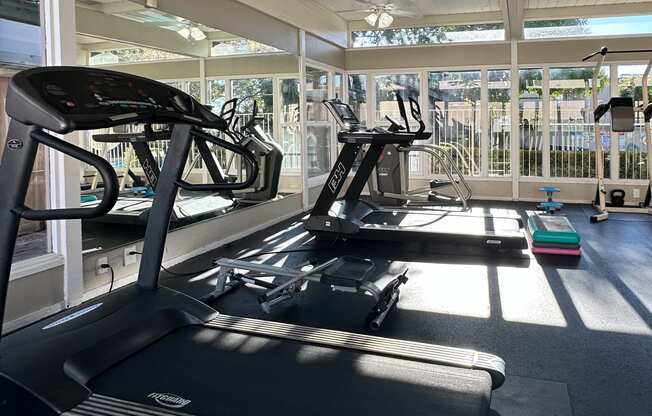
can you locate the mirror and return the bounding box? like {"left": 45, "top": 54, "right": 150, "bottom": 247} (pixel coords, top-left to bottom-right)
{"left": 75, "top": 3, "right": 301, "bottom": 256}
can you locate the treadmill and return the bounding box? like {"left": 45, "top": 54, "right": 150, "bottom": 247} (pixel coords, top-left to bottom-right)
{"left": 0, "top": 66, "right": 505, "bottom": 416}
{"left": 305, "top": 98, "right": 527, "bottom": 250}
{"left": 84, "top": 125, "right": 235, "bottom": 226}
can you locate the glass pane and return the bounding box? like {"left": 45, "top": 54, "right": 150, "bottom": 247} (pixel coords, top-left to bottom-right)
{"left": 549, "top": 67, "right": 610, "bottom": 178}
{"left": 617, "top": 65, "right": 652, "bottom": 180}
{"left": 348, "top": 74, "right": 368, "bottom": 124}
{"left": 0, "top": 5, "right": 50, "bottom": 262}
{"left": 306, "top": 67, "right": 329, "bottom": 122}
{"left": 334, "top": 72, "right": 343, "bottom": 101}
{"left": 280, "top": 78, "right": 301, "bottom": 171}
{"left": 210, "top": 39, "right": 282, "bottom": 56}
{"left": 375, "top": 74, "right": 419, "bottom": 123}
{"left": 306, "top": 67, "right": 331, "bottom": 177}
{"left": 488, "top": 70, "right": 511, "bottom": 176}
{"left": 524, "top": 16, "right": 652, "bottom": 39}
{"left": 429, "top": 71, "right": 481, "bottom": 176}
{"left": 207, "top": 79, "right": 226, "bottom": 111}
{"left": 88, "top": 47, "right": 186, "bottom": 65}
{"left": 231, "top": 78, "right": 274, "bottom": 135}
{"left": 519, "top": 69, "right": 543, "bottom": 177}
{"left": 352, "top": 23, "right": 505, "bottom": 48}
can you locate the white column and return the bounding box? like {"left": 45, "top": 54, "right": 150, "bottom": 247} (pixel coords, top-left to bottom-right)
{"left": 199, "top": 58, "right": 209, "bottom": 182}
{"left": 42, "top": 0, "right": 84, "bottom": 307}
{"left": 542, "top": 66, "right": 551, "bottom": 178}
{"left": 609, "top": 63, "right": 619, "bottom": 180}
{"left": 298, "top": 31, "right": 309, "bottom": 209}
{"left": 480, "top": 68, "right": 489, "bottom": 177}
{"left": 510, "top": 40, "right": 520, "bottom": 200}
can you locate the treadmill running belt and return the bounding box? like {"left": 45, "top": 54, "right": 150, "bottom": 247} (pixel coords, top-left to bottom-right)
{"left": 364, "top": 211, "right": 521, "bottom": 233}
{"left": 88, "top": 326, "right": 492, "bottom": 416}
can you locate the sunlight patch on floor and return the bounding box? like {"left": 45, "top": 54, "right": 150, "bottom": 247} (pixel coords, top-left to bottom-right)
{"left": 498, "top": 265, "right": 567, "bottom": 327}
{"left": 559, "top": 269, "right": 652, "bottom": 335}
{"left": 397, "top": 263, "right": 490, "bottom": 319}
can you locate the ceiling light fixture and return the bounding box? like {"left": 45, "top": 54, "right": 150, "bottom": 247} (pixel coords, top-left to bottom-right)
{"left": 364, "top": 9, "right": 394, "bottom": 29}
{"left": 177, "top": 25, "right": 206, "bottom": 41}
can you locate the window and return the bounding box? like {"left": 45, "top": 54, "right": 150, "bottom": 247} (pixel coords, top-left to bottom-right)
{"left": 89, "top": 47, "right": 187, "bottom": 65}
{"left": 351, "top": 23, "right": 504, "bottom": 48}
{"left": 207, "top": 79, "right": 226, "bottom": 111}
{"left": 162, "top": 80, "right": 201, "bottom": 101}
{"left": 488, "top": 70, "right": 512, "bottom": 176}
{"left": 429, "top": 71, "right": 481, "bottom": 176}
{"left": 231, "top": 78, "right": 274, "bottom": 135}
{"left": 519, "top": 69, "right": 543, "bottom": 177}
{"left": 305, "top": 67, "right": 331, "bottom": 177}
{"left": 524, "top": 15, "right": 652, "bottom": 39}
{"left": 375, "top": 74, "right": 419, "bottom": 124}
{"left": 210, "top": 39, "right": 282, "bottom": 56}
{"left": 0, "top": 17, "right": 41, "bottom": 68}
{"left": 617, "top": 65, "right": 652, "bottom": 180}
{"left": 280, "top": 78, "right": 301, "bottom": 171}
{"left": 549, "top": 67, "right": 610, "bottom": 178}
{"left": 348, "top": 74, "right": 368, "bottom": 124}
{"left": 1, "top": 5, "right": 50, "bottom": 262}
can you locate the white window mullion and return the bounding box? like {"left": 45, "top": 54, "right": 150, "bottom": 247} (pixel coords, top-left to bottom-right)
{"left": 510, "top": 41, "right": 520, "bottom": 200}
{"left": 480, "top": 68, "right": 489, "bottom": 177}
{"left": 542, "top": 65, "right": 551, "bottom": 178}
{"left": 419, "top": 70, "right": 429, "bottom": 177}
{"left": 43, "top": 0, "right": 83, "bottom": 307}
{"left": 367, "top": 72, "right": 375, "bottom": 128}
{"left": 609, "top": 63, "right": 619, "bottom": 180}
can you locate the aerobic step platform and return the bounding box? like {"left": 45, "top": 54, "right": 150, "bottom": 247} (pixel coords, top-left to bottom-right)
{"left": 527, "top": 213, "right": 581, "bottom": 246}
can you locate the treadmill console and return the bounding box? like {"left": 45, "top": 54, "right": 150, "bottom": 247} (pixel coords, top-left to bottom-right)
{"left": 6, "top": 66, "right": 225, "bottom": 133}
{"left": 322, "top": 99, "right": 431, "bottom": 145}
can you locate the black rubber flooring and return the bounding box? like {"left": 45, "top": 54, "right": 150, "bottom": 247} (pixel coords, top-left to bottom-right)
{"left": 161, "top": 201, "right": 652, "bottom": 416}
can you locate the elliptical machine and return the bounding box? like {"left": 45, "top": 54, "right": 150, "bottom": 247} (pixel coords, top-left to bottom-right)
{"left": 369, "top": 93, "right": 472, "bottom": 210}
{"left": 190, "top": 98, "right": 284, "bottom": 206}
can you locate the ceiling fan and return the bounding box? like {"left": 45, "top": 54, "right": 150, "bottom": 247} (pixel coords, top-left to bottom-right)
{"left": 337, "top": 1, "right": 423, "bottom": 29}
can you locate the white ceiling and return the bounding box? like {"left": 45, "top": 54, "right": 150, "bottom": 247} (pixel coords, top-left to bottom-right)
{"left": 314, "top": 0, "right": 502, "bottom": 20}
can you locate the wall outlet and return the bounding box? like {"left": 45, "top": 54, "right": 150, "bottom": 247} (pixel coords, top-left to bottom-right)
{"left": 633, "top": 188, "right": 640, "bottom": 199}
{"left": 124, "top": 245, "right": 138, "bottom": 266}
{"left": 96, "top": 256, "right": 109, "bottom": 275}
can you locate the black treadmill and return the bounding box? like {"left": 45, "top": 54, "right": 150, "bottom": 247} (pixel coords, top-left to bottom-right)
{"left": 0, "top": 66, "right": 505, "bottom": 416}
{"left": 84, "top": 125, "right": 235, "bottom": 226}
{"left": 305, "top": 98, "right": 527, "bottom": 250}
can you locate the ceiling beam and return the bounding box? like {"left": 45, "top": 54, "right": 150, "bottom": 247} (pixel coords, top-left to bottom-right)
{"left": 75, "top": 7, "right": 208, "bottom": 57}
{"left": 524, "top": 2, "right": 652, "bottom": 20}
{"left": 501, "top": 0, "right": 524, "bottom": 41}
{"left": 235, "top": 0, "right": 347, "bottom": 48}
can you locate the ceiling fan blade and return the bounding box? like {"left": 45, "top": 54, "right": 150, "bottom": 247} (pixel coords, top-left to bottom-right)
{"left": 392, "top": 9, "right": 422, "bottom": 18}
{"left": 336, "top": 8, "right": 375, "bottom": 14}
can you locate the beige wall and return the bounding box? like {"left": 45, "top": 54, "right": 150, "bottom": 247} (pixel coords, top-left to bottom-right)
{"left": 306, "top": 33, "right": 346, "bottom": 69}
{"left": 346, "top": 42, "right": 511, "bottom": 71}
{"left": 101, "top": 55, "right": 298, "bottom": 80}
{"left": 518, "top": 36, "right": 652, "bottom": 65}
{"left": 103, "top": 59, "right": 200, "bottom": 80}
{"left": 156, "top": 0, "right": 299, "bottom": 55}
{"left": 4, "top": 266, "right": 64, "bottom": 330}
{"left": 206, "top": 54, "right": 298, "bottom": 77}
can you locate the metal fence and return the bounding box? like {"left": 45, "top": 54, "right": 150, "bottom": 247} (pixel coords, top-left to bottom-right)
{"left": 86, "top": 112, "right": 303, "bottom": 175}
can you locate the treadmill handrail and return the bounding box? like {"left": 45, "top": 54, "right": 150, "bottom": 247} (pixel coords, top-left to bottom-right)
{"left": 20, "top": 129, "right": 119, "bottom": 221}
{"left": 175, "top": 129, "right": 259, "bottom": 192}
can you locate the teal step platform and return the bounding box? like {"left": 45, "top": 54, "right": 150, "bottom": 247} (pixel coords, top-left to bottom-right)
{"left": 527, "top": 213, "right": 580, "bottom": 246}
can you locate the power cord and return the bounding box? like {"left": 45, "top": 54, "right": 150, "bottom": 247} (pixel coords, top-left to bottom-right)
{"left": 99, "top": 263, "right": 115, "bottom": 293}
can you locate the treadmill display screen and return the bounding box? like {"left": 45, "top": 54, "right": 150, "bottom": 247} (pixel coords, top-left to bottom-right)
{"left": 332, "top": 103, "right": 359, "bottom": 124}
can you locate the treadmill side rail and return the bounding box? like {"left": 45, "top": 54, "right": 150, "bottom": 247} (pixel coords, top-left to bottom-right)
{"left": 208, "top": 314, "right": 506, "bottom": 389}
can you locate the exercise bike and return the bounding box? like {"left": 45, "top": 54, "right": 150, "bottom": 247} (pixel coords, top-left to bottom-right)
{"left": 368, "top": 93, "right": 472, "bottom": 210}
